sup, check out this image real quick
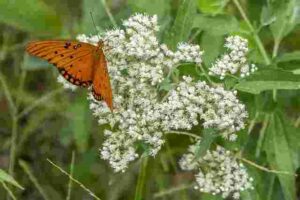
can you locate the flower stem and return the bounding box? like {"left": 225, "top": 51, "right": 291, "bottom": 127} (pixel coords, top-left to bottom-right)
{"left": 134, "top": 156, "right": 149, "bottom": 200}
{"left": 232, "top": 0, "right": 271, "bottom": 65}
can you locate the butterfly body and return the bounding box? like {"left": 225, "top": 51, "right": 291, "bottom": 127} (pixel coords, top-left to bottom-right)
{"left": 26, "top": 40, "right": 113, "bottom": 110}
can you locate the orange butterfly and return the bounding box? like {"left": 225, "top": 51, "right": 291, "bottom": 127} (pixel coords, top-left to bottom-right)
{"left": 26, "top": 40, "right": 113, "bottom": 110}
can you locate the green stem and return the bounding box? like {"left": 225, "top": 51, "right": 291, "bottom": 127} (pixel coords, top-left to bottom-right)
{"left": 66, "top": 152, "right": 76, "bottom": 200}
{"left": 100, "top": 0, "right": 117, "bottom": 28}
{"left": 0, "top": 73, "right": 17, "bottom": 117}
{"left": 168, "top": 131, "right": 201, "bottom": 139}
{"left": 153, "top": 184, "right": 194, "bottom": 199}
{"left": 2, "top": 182, "right": 17, "bottom": 200}
{"left": 247, "top": 111, "right": 259, "bottom": 134}
{"left": 134, "top": 156, "right": 149, "bottom": 200}
{"left": 8, "top": 116, "right": 18, "bottom": 177}
{"left": 272, "top": 38, "right": 281, "bottom": 58}
{"left": 199, "top": 65, "right": 215, "bottom": 85}
{"left": 255, "top": 114, "right": 269, "bottom": 158}
{"left": 47, "top": 159, "right": 101, "bottom": 200}
{"left": 267, "top": 175, "right": 275, "bottom": 200}
{"left": 232, "top": 0, "right": 271, "bottom": 65}
{"left": 15, "top": 70, "right": 27, "bottom": 109}
{"left": 19, "top": 160, "right": 50, "bottom": 200}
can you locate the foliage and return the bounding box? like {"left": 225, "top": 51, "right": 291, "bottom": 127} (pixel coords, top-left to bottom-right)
{"left": 0, "top": 0, "right": 299, "bottom": 199}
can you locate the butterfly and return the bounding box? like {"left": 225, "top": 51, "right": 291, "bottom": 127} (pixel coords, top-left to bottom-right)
{"left": 26, "top": 40, "right": 113, "bottom": 110}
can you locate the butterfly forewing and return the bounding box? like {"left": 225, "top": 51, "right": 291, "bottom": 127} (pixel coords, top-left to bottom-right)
{"left": 26, "top": 40, "right": 97, "bottom": 87}
{"left": 26, "top": 40, "right": 113, "bottom": 110}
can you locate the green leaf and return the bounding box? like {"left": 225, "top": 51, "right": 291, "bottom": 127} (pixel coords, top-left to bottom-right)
{"left": 260, "top": 5, "right": 276, "bottom": 27}
{"left": 193, "top": 128, "right": 217, "bottom": 161}
{"left": 164, "top": 0, "right": 197, "bottom": 49}
{"left": 263, "top": 113, "right": 296, "bottom": 200}
{"left": 200, "top": 32, "right": 224, "bottom": 66}
{"left": 235, "top": 69, "right": 300, "bottom": 94}
{"left": 193, "top": 14, "right": 239, "bottom": 35}
{"left": 197, "top": 0, "right": 229, "bottom": 15}
{"left": 270, "top": 0, "right": 300, "bottom": 42}
{"left": 0, "top": 0, "right": 61, "bottom": 35}
{"left": 277, "top": 51, "right": 300, "bottom": 62}
{"left": 280, "top": 114, "right": 300, "bottom": 169}
{"left": 128, "top": 0, "right": 171, "bottom": 16}
{"left": 0, "top": 168, "right": 24, "bottom": 190}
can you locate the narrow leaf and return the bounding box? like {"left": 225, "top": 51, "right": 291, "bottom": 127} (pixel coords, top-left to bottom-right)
{"left": 263, "top": 114, "right": 296, "bottom": 200}
{"left": 235, "top": 69, "right": 300, "bottom": 94}
{"left": 0, "top": 169, "right": 24, "bottom": 190}
{"left": 193, "top": 14, "right": 239, "bottom": 35}
{"left": 277, "top": 51, "right": 300, "bottom": 62}
{"left": 164, "top": 0, "right": 197, "bottom": 49}
{"left": 270, "top": 0, "right": 300, "bottom": 41}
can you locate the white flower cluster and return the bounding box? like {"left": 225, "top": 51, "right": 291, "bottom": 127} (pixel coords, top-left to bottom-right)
{"left": 79, "top": 14, "right": 204, "bottom": 172}
{"left": 74, "top": 14, "right": 248, "bottom": 172}
{"left": 179, "top": 144, "right": 253, "bottom": 199}
{"left": 162, "top": 76, "right": 247, "bottom": 140}
{"left": 209, "top": 36, "right": 257, "bottom": 79}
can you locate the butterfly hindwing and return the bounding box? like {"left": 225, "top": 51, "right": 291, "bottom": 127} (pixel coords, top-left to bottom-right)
{"left": 92, "top": 49, "right": 113, "bottom": 110}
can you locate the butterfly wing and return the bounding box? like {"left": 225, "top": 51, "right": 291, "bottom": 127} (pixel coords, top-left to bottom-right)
{"left": 92, "top": 50, "right": 113, "bottom": 110}
{"left": 26, "top": 40, "right": 97, "bottom": 87}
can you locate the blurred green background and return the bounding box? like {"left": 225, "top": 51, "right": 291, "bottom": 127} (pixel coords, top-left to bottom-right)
{"left": 0, "top": 0, "right": 300, "bottom": 199}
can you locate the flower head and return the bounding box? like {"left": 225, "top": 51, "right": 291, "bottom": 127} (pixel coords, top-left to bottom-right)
{"left": 209, "top": 36, "right": 257, "bottom": 79}
{"left": 180, "top": 143, "right": 254, "bottom": 199}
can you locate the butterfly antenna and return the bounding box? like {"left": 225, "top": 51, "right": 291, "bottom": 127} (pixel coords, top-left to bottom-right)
{"left": 90, "top": 12, "right": 101, "bottom": 41}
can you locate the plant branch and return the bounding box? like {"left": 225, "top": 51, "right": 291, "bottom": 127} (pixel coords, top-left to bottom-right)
{"left": 19, "top": 160, "right": 50, "bottom": 200}
{"left": 2, "top": 182, "right": 17, "bottom": 200}
{"left": 47, "top": 159, "right": 101, "bottom": 200}
{"left": 238, "top": 157, "right": 297, "bottom": 176}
